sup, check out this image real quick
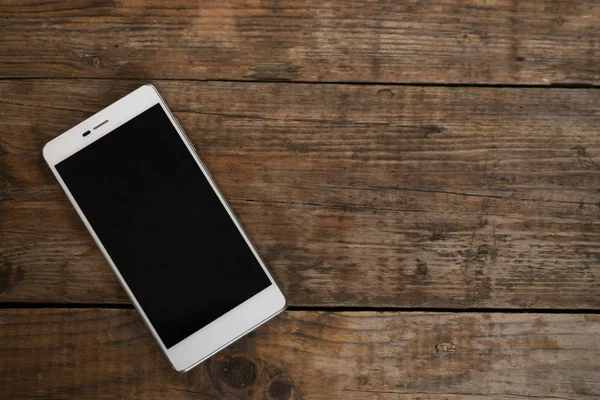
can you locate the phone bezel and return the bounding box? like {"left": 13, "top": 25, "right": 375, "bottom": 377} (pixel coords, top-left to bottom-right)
{"left": 42, "top": 85, "right": 286, "bottom": 372}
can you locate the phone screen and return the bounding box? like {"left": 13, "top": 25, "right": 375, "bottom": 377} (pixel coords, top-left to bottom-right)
{"left": 55, "top": 103, "right": 272, "bottom": 349}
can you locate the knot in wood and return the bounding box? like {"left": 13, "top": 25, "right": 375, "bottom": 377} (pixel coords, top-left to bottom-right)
{"left": 435, "top": 341, "right": 457, "bottom": 353}
{"left": 267, "top": 374, "right": 292, "bottom": 400}
{"left": 213, "top": 356, "right": 258, "bottom": 390}
{"left": 91, "top": 56, "right": 102, "bottom": 69}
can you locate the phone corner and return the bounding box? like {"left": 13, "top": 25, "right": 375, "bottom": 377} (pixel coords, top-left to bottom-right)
{"left": 41, "top": 140, "right": 53, "bottom": 164}
{"left": 142, "top": 83, "right": 159, "bottom": 95}
{"left": 170, "top": 359, "right": 192, "bottom": 374}
{"left": 276, "top": 290, "right": 288, "bottom": 313}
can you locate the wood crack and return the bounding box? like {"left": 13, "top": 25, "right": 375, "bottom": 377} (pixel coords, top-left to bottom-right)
{"left": 322, "top": 184, "right": 600, "bottom": 206}
{"left": 342, "top": 388, "right": 582, "bottom": 400}
{"left": 0, "top": 98, "right": 86, "bottom": 113}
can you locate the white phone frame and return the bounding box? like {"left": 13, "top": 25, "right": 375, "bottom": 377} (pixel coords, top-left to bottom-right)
{"left": 43, "top": 85, "right": 286, "bottom": 372}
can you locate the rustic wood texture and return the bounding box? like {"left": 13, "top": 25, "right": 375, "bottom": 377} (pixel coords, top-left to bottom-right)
{"left": 1, "top": 309, "right": 598, "bottom": 399}
{"left": 1, "top": 0, "right": 599, "bottom": 397}
{"left": 1, "top": 80, "right": 599, "bottom": 308}
{"left": 0, "top": 0, "right": 599, "bottom": 85}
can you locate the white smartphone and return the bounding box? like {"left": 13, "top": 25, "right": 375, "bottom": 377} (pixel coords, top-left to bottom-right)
{"left": 43, "top": 85, "right": 286, "bottom": 372}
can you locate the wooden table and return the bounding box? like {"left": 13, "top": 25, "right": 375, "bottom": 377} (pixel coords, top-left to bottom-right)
{"left": 1, "top": 1, "right": 599, "bottom": 398}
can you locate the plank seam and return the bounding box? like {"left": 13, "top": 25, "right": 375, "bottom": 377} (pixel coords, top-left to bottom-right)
{"left": 0, "top": 77, "right": 598, "bottom": 89}
{"left": 1, "top": 303, "right": 599, "bottom": 314}
{"left": 287, "top": 306, "right": 600, "bottom": 314}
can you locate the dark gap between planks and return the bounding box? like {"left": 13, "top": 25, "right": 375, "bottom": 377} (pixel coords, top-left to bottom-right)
{"left": 0, "top": 76, "right": 598, "bottom": 89}
{"left": 0, "top": 303, "right": 599, "bottom": 314}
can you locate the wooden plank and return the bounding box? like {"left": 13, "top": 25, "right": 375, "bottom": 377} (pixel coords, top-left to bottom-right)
{"left": 0, "top": 309, "right": 598, "bottom": 399}
{"left": 1, "top": 80, "right": 600, "bottom": 308}
{"left": 0, "top": 0, "right": 598, "bottom": 84}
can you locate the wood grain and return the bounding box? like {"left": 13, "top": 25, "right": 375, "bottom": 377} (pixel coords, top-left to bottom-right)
{"left": 0, "top": 0, "right": 598, "bottom": 84}
{"left": 1, "top": 80, "right": 600, "bottom": 308}
{"left": 0, "top": 309, "right": 598, "bottom": 399}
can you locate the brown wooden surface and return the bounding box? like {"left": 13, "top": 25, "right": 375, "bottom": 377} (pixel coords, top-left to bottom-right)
{"left": 1, "top": 309, "right": 599, "bottom": 399}
{"left": 1, "top": 0, "right": 599, "bottom": 398}
{"left": 0, "top": 0, "right": 599, "bottom": 85}
{"left": 1, "top": 80, "right": 599, "bottom": 308}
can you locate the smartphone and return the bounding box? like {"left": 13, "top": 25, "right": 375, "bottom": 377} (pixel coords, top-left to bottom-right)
{"left": 43, "top": 85, "right": 286, "bottom": 372}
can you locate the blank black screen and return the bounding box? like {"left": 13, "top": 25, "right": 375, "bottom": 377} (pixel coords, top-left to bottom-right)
{"left": 56, "top": 104, "right": 271, "bottom": 348}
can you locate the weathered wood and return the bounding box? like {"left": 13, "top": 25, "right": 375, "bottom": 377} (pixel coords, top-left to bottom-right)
{"left": 0, "top": 309, "right": 598, "bottom": 399}
{"left": 0, "top": 0, "right": 598, "bottom": 84}
{"left": 1, "top": 80, "right": 600, "bottom": 308}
